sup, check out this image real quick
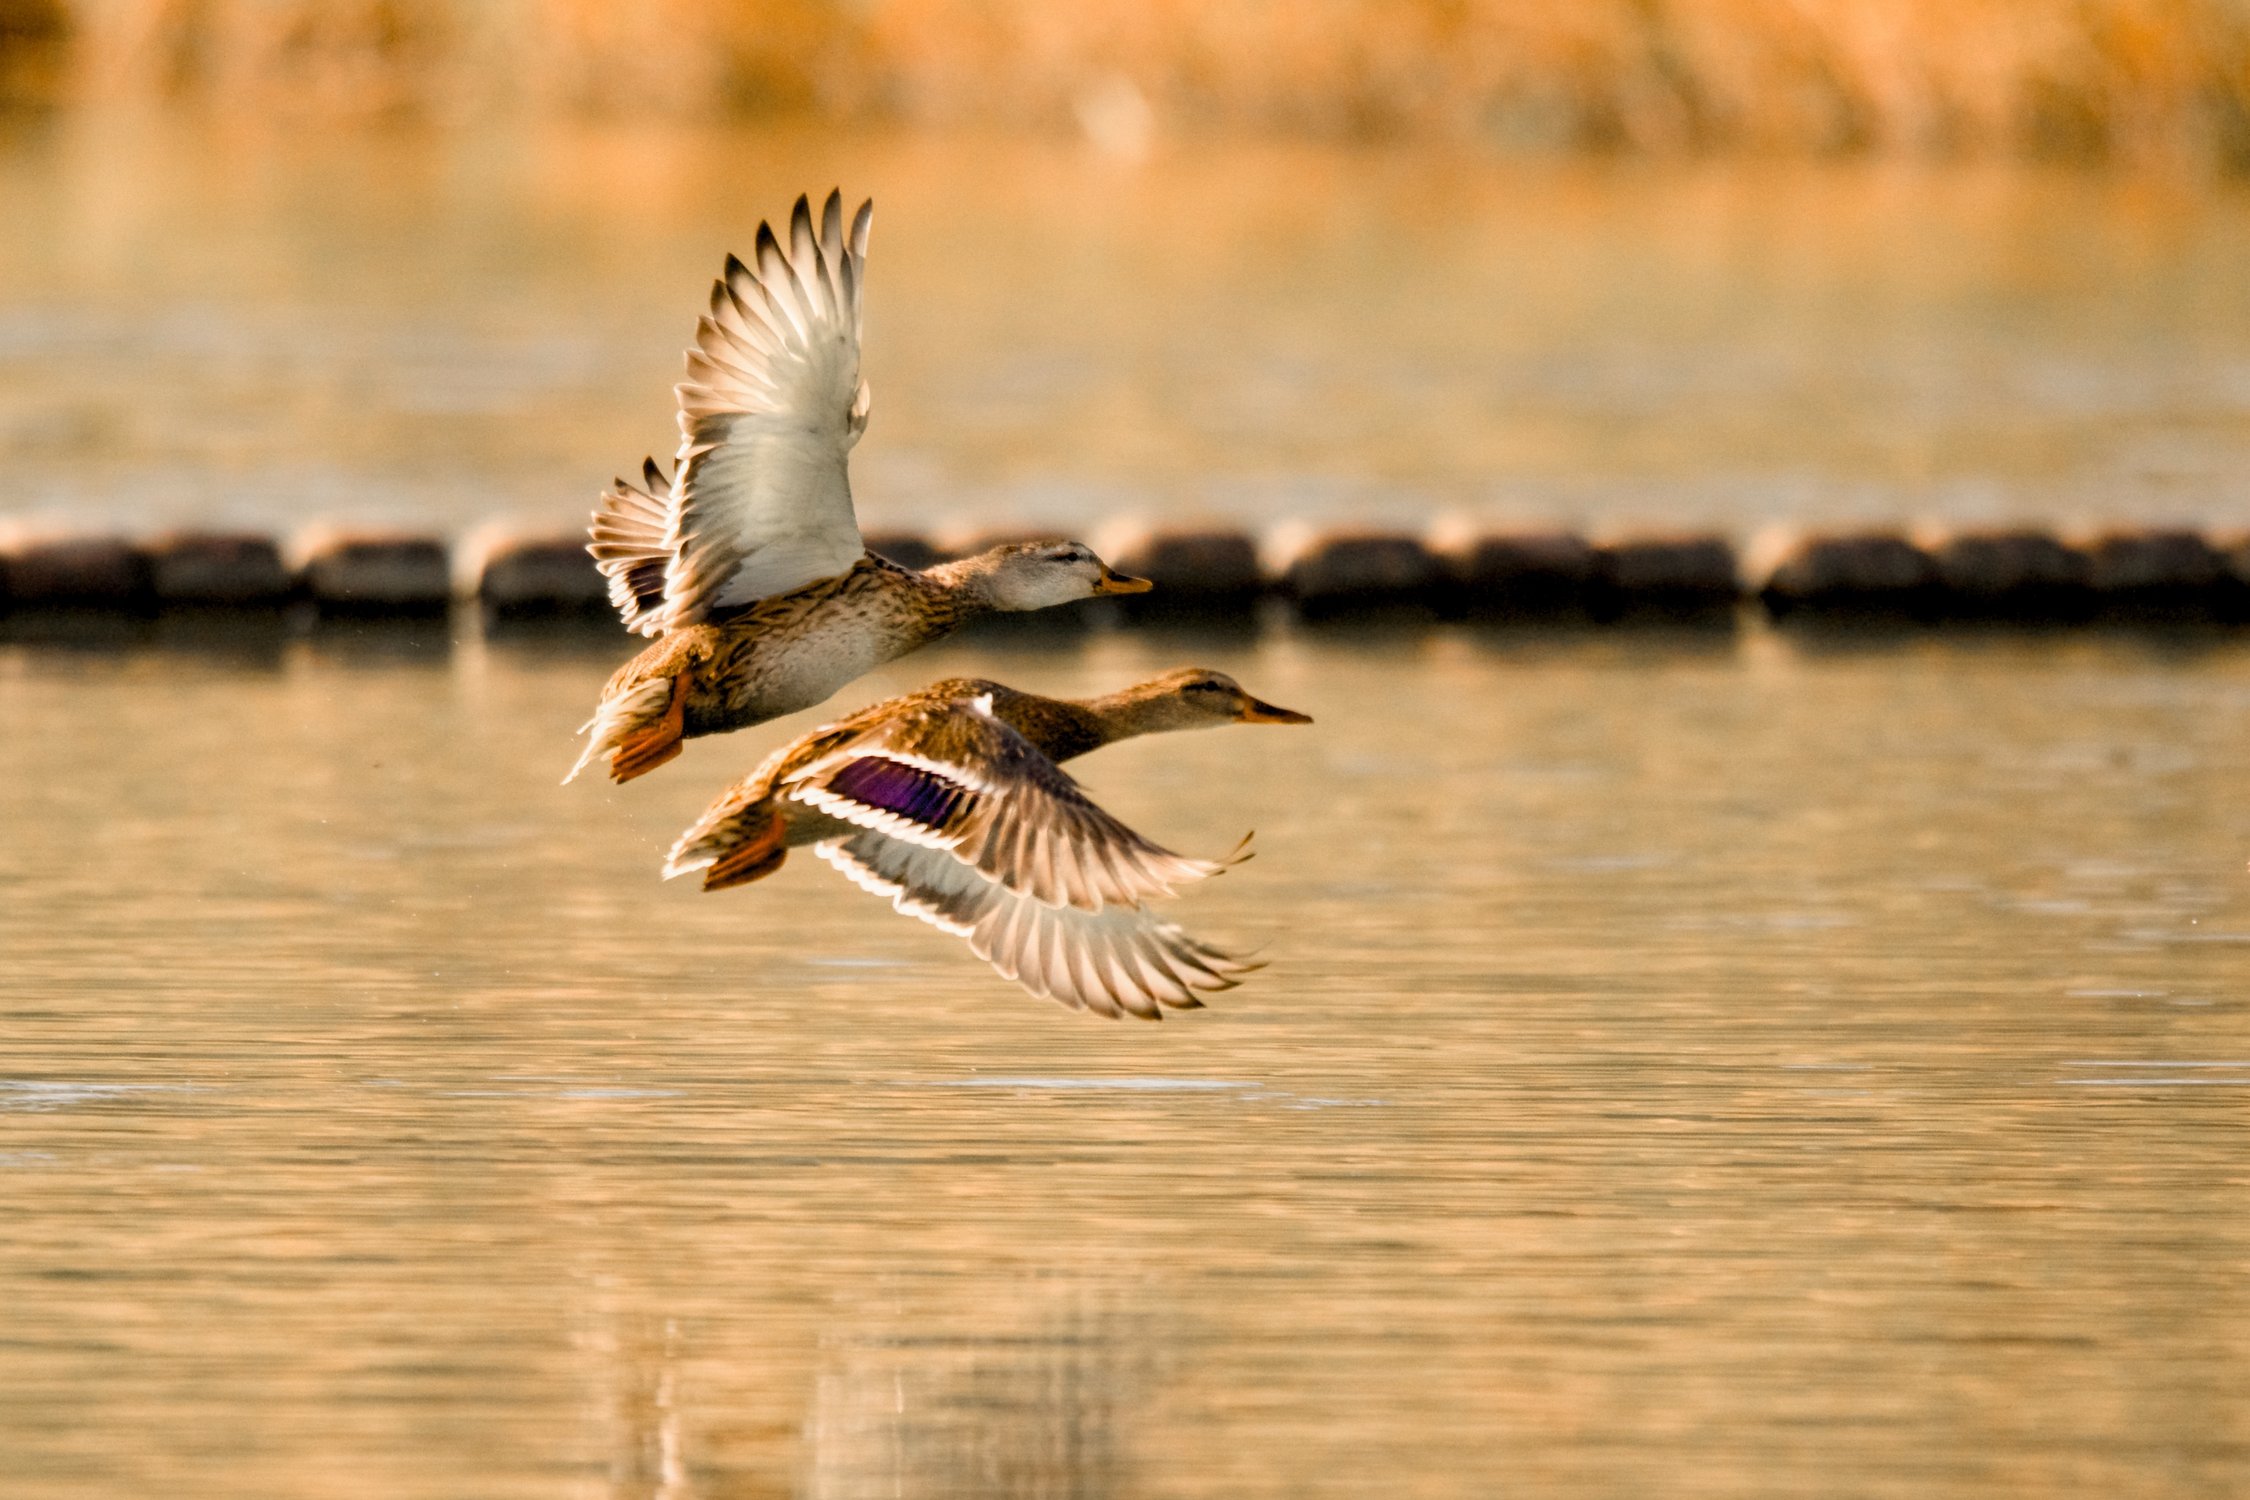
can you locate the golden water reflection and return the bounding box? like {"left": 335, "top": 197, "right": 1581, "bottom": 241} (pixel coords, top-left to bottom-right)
{"left": 3, "top": 120, "right": 2248, "bottom": 538}
{"left": 2, "top": 624, "right": 2248, "bottom": 1496}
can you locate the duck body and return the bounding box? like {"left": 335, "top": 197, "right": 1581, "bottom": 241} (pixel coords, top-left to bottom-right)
{"left": 565, "top": 188, "right": 1147, "bottom": 785}
{"left": 663, "top": 669, "right": 1312, "bottom": 1017}
{"left": 709, "top": 676, "right": 1111, "bottom": 850}
{"left": 569, "top": 546, "right": 1144, "bottom": 783}
{"left": 585, "top": 555, "right": 951, "bottom": 773}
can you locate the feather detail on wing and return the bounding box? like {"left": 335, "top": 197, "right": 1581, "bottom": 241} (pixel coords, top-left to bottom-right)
{"left": 587, "top": 456, "right": 673, "bottom": 633}
{"left": 818, "top": 833, "right": 1257, "bottom": 1019}
{"left": 778, "top": 700, "right": 1239, "bottom": 911}
{"left": 585, "top": 190, "right": 874, "bottom": 637}
{"left": 664, "top": 190, "right": 873, "bottom": 626}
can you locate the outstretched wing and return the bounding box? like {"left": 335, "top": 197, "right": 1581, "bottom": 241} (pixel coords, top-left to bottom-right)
{"left": 588, "top": 190, "right": 874, "bottom": 636}
{"left": 586, "top": 457, "right": 674, "bottom": 633}
{"left": 779, "top": 697, "right": 1233, "bottom": 912}
{"left": 818, "top": 832, "right": 1256, "bottom": 1019}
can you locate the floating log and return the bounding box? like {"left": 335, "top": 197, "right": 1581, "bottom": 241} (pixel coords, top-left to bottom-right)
{"left": 1094, "top": 520, "right": 1262, "bottom": 614}
{"left": 1265, "top": 524, "right": 1446, "bottom": 616}
{"left": 1592, "top": 533, "right": 1738, "bottom": 616}
{"left": 0, "top": 527, "right": 151, "bottom": 609}
{"left": 1921, "top": 527, "right": 2091, "bottom": 619}
{"left": 1751, "top": 529, "right": 1937, "bottom": 616}
{"left": 2081, "top": 528, "right": 2230, "bottom": 619}
{"left": 146, "top": 530, "right": 292, "bottom": 608}
{"left": 2223, "top": 532, "right": 2250, "bottom": 618}
{"left": 1429, "top": 520, "right": 1596, "bottom": 616}
{"left": 862, "top": 531, "right": 948, "bottom": 571}
{"left": 291, "top": 526, "right": 452, "bottom": 616}
{"left": 456, "top": 524, "right": 609, "bottom": 615}
{"left": 7, "top": 510, "right": 2244, "bottom": 633}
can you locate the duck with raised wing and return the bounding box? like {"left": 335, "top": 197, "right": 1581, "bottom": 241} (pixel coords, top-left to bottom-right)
{"left": 663, "top": 669, "right": 1313, "bottom": 1019}
{"left": 567, "top": 189, "right": 1149, "bottom": 785}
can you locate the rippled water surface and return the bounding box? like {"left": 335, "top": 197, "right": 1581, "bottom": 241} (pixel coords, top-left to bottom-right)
{"left": 3, "top": 621, "right": 2247, "bottom": 1498}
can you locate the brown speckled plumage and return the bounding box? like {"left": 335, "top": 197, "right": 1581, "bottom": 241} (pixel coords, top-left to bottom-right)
{"left": 565, "top": 543, "right": 1151, "bottom": 784}
{"left": 564, "top": 186, "right": 1151, "bottom": 786}
{"left": 661, "top": 670, "right": 1313, "bottom": 1019}
{"left": 604, "top": 556, "right": 964, "bottom": 736}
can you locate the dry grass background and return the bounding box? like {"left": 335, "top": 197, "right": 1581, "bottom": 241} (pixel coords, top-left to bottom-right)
{"left": 0, "top": 0, "right": 2247, "bottom": 167}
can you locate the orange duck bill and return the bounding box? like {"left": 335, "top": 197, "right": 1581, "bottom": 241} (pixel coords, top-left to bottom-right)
{"left": 1235, "top": 694, "right": 1313, "bottom": 724}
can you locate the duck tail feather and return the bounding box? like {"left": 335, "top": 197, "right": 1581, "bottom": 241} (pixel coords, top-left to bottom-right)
{"left": 666, "top": 795, "right": 790, "bottom": 891}
{"left": 564, "top": 674, "right": 682, "bottom": 785}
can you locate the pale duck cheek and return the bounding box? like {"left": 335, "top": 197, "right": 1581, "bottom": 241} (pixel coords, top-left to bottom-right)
{"left": 1021, "top": 572, "right": 1094, "bottom": 610}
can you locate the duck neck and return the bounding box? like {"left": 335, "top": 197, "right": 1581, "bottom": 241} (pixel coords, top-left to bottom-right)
{"left": 1070, "top": 685, "right": 1187, "bottom": 748}
{"left": 995, "top": 683, "right": 1205, "bottom": 765}
{"left": 918, "top": 555, "right": 1005, "bottom": 622}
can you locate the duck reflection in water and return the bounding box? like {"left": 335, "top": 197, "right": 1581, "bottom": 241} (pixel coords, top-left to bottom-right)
{"left": 806, "top": 1290, "right": 1153, "bottom": 1500}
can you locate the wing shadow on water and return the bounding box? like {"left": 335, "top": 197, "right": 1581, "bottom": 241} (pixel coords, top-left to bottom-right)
{"left": 803, "top": 1286, "right": 1157, "bottom": 1500}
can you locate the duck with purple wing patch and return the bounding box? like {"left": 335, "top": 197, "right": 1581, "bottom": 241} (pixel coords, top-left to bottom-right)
{"left": 663, "top": 670, "right": 1312, "bottom": 1019}
{"left": 566, "top": 189, "right": 1149, "bottom": 785}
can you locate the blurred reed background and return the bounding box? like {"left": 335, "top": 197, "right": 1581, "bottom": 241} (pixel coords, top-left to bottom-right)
{"left": 1, "top": 0, "right": 2246, "bottom": 169}
{"left": 4, "top": 1, "right": 2250, "bottom": 546}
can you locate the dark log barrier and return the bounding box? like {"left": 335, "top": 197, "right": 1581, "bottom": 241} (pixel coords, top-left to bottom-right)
{"left": 1267, "top": 525, "right": 1447, "bottom": 617}
{"left": 3, "top": 518, "right": 2248, "bottom": 630}
{"left": 147, "top": 531, "right": 292, "bottom": 608}
{"left": 291, "top": 527, "right": 452, "bottom": 617}
{"left": 1430, "top": 522, "right": 1598, "bottom": 618}
{"left": 1753, "top": 530, "right": 1938, "bottom": 617}
{"left": 1592, "top": 533, "right": 1738, "bottom": 618}
{"left": 0, "top": 528, "right": 151, "bottom": 610}
{"left": 457, "top": 525, "right": 609, "bottom": 617}
{"left": 1097, "top": 521, "right": 1263, "bottom": 618}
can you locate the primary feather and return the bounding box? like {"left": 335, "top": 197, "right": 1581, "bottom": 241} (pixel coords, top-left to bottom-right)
{"left": 589, "top": 189, "right": 875, "bottom": 638}
{"left": 780, "top": 699, "right": 1229, "bottom": 912}
{"left": 818, "top": 834, "right": 1255, "bottom": 1020}
{"left": 660, "top": 676, "right": 1280, "bottom": 1018}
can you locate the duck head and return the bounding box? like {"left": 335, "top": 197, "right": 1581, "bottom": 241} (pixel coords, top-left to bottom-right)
{"left": 1091, "top": 668, "right": 1314, "bottom": 735}
{"left": 968, "top": 540, "right": 1152, "bottom": 611}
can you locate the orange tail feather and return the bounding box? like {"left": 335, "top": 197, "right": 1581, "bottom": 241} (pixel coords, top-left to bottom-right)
{"left": 608, "top": 672, "right": 690, "bottom": 783}
{"left": 701, "top": 805, "right": 789, "bottom": 890}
